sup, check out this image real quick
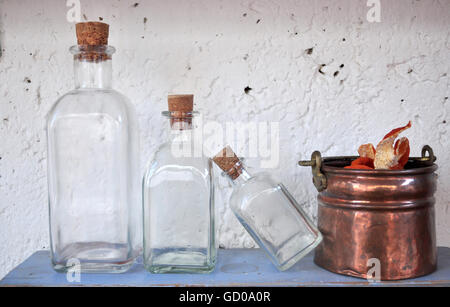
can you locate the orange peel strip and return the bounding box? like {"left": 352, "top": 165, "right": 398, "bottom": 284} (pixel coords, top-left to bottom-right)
{"left": 393, "top": 137, "right": 410, "bottom": 169}
{"left": 374, "top": 121, "right": 412, "bottom": 170}
{"left": 345, "top": 157, "right": 375, "bottom": 170}
{"left": 353, "top": 157, "right": 374, "bottom": 168}
{"left": 358, "top": 143, "right": 376, "bottom": 160}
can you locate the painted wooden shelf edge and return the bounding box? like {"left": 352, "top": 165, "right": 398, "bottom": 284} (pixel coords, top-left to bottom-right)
{"left": 1, "top": 248, "right": 449, "bottom": 287}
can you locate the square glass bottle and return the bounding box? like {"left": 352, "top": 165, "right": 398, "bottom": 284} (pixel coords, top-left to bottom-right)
{"left": 143, "top": 95, "right": 216, "bottom": 273}
{"left": 213, "top": 147, "right": 322, "bottom": 271}
{"left": 47, "top": 22, "right": 141, "bottom": 273}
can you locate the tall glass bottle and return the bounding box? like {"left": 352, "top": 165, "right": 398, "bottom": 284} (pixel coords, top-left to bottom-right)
{"left": 213, "top": 147, "right": 322, "bottom": 271}
{"left": 47, "top": 22, "right": 140, "bottom": 273}
{"left": 143, "top": 95, "right": 216, "bottom": 273}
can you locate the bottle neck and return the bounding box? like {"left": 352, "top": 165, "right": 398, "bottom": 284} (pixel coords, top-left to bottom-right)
{"left": 168, "top": 124, "right": 194, "bottom": 143}
{"left": 165, "top": 112, "right": 197, "bottom": 142}
{"left": 232, "top": 167, "right": 252, "bottom": 185}
{"left": 169, "top": 120, "right": 193, "bottom": 133}
{"left": 167, "top": 120, "right": 199, "bottom": 158}
{"left": 163, "top": 112, "right": 203, "bottom": 158}
{"left": 74, "top": 59, "right": 112, "bottom": 89}
{"left": 225, "top": 162, "right": 252, "bottom": 186}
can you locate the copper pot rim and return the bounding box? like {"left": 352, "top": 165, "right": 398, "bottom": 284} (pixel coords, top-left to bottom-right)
{"left": 322, "top": 160, "right": 438, "bottom": 176}
{"left": 299, "top": 146, "right": 437, "bottom": 192}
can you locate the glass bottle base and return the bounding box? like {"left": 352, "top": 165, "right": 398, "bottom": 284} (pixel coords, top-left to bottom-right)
{"left": 276, "top": 232, "right": 323, "bottom": 271}
{"left": 235, "top": 212, "right": 323, "bottom": 272}
{"left": 145, "top": 264, "right": 215, "bottom": 274}
{"left": 145, "top": 249, "right": 215, "bottom": 274}
{"left": 51, "top": 242, "right": 137, "bottom": 274}
{"left": 52, "top": 258, "right": 135, "bottom": 274}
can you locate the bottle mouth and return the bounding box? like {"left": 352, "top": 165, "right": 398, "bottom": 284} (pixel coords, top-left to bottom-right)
{"left": 221, "top": 159, "right": 245, "bottom": 180}
{"left": 70, "top": 45, "right": 116, "bottom": 55}
{"left": 162, "top": 111, "right": 199, "bottom": 119}
{"left": 70, "top": 45, "right": 116, "bottom": 62}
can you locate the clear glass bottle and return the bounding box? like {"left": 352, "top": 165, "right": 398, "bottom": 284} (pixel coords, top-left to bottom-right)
{"left": 213, "top": 147, "right": 322, "bottom": 271}
{"left": 143, "top": 95, "right": 216, "bottom": 273}
{"left": 47, "top": 22, "right": 141, "bottom": 273}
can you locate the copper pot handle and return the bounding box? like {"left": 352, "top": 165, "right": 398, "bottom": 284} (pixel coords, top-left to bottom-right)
{"left": 298, "top": 145, "right": 436, "bottom": 193}
{"left": 298, "top": 151, "right": 328, "bottom": 192}
{"left": 421, "top": 145, "right": 436, "bottom": 163}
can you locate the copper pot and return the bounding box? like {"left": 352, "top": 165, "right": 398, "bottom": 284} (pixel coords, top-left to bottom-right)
{"left": 299, "top": 146, "right": 438, "bottom": 281}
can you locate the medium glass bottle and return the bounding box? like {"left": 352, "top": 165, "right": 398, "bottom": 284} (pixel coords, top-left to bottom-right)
{"left": 213, "top": 147, "right": 322, "bottom": 271}
{"left": 47, "top": 22, "right": 141, "bottom": 273}
{"left": 143, "top": 95, "right": 216, "bottom": 273}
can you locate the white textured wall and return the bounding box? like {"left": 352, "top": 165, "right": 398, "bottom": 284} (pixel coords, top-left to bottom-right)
{"left": 0, "top": 0, "right": 449, "bottom": 279}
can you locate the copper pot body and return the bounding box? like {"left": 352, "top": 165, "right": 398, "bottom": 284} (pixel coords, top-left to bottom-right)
{"left": 314, "top": 162, "right": 438, "bottom": 281}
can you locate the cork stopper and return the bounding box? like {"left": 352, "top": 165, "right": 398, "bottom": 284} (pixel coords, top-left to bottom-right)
{"left": 168, "top": 95, "right": 194, "bottom": 129}
{"left": 76, "top": 22, "right": 109, "bottom": 45}
{"left": 168, "top": 95, "right": 194, "bottom": 113}
{"left": 213, "top": 146, "right": 243, "bottom": 180}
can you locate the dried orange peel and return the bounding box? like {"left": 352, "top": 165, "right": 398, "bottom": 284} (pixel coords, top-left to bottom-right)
{"left": 345, "top": 121, "right": 412, "bottom": 170}
{"left": 358, "top": 144, "right": 376, "bottom": 160}
{"left": 346, "top": 157, "right": 375, "bottom": 169}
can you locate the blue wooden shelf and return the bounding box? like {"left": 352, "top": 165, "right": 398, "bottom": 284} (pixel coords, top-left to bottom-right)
{"left": 1, "top": 248, "right": 449, "bottom": 287}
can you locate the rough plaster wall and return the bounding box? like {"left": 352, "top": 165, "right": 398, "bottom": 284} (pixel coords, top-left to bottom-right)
{"left": 0, "top": 0, "right": 449, "bottom": 279}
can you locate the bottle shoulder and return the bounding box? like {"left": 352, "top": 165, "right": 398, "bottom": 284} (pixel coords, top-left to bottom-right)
{"left": 53, "top": 88, "right": 132, "bottom": 107}
{"left": 144, "top": 143, "right": 213, "bottom": 181}
{"left": 230, "top": 172, "right": 277, "bottom": 204}
{"left": 152, "top": 142, "right": 211, "bottom": 163}
{"left": 238, "top": 172, "right": 276, "bottom": 188}
{"left": 48, "top": 88, "right": 136, "bottom": 125}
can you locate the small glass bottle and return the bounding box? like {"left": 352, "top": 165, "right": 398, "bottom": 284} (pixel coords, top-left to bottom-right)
{"left": 47, "top": 22, "right": 141, "bottom": 273}
{"left": 143, "top": 95, "right": 216, "bottom": 273}
{"left": 213, "top": 147, "right": 322, "bottom": 271}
